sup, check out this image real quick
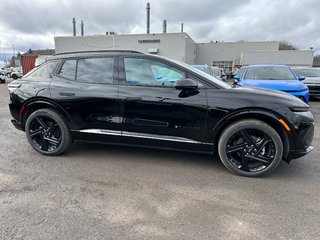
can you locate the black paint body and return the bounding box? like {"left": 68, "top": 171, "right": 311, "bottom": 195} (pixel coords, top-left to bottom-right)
{"left": 9, "top": 51, "right": 314, "bottom": 160}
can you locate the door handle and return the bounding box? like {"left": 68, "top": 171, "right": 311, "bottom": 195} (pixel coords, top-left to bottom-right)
{"left": 59, "top": 92, "right": 75, "bottom": 97}
{"left": 125, "top": 97, "right": 142, "bottom": 101}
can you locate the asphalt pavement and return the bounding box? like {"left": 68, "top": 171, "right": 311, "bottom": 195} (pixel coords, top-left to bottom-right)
{"left": 0, "top": 77, "right": 319, "bottom": 240}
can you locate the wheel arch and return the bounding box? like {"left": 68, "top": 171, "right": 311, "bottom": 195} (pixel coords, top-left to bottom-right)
{"left": 212, "top": 110, "right": 290, "bottom": 161}
{"left": 20, "top": 98, "right": 72, "bottom": 131}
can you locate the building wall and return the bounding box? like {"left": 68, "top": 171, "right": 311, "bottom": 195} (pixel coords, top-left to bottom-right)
{"left": 241, "top": 50, "right": 314, "bottom": 67}
{"left": 55, "top": 33, "right": 188, "bottom": 62}
{"left": 55, "top": 34, "right": 313, "bottom": 68}
{"left": 184, "top": 34, "right": 197, "bottom": 64}
{"left": 196, "top": 41, "right": 279, "bottom": 66}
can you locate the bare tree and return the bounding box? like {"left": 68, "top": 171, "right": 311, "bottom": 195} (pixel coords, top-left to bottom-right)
{"left": 279, "top": 41, "right": 298, "bottom": 50}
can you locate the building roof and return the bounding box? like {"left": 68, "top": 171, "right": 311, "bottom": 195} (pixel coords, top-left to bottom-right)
{"left": 22, "top": 49, "right": 55, "bottom": 56}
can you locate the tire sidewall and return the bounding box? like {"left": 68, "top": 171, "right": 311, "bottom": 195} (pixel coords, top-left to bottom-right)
{"left": 25, "top": 109, "right": 71, "bottom": 155}
{"left": 218, "top": 120, "right": 283, "bottom": 177}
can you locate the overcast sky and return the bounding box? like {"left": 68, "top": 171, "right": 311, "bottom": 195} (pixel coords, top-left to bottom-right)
{"left": 0, "top": 0, "right": 319, "bottom": 64}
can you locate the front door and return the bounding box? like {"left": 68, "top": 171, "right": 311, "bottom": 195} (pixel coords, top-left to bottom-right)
{"left": 118, "top": 56, "right": 211, "bottom": 152}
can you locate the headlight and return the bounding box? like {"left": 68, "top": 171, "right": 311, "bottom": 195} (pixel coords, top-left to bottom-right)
{"left": 289, "top": 106, "right": 310, "bottom": 112}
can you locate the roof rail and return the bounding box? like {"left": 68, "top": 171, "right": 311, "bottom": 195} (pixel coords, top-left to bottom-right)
{"left": 53, "top": 50, "right": 144, "bottom": 56}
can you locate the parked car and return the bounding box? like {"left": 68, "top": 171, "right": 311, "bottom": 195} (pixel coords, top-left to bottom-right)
{"left": 212, "top": 66, "right": 227, "bottom": 81}
{"left": 233, "top": 65, "right": 309, "bottom": 103}
{"left": 8, "top": 51, "right": 314, "bottom": 177}
{"left": 292, "top": 67, "right": 320, "bottom": 98}
{"left": 0, "top": 72, "right": 5, "bottom": 83}
{"left": 224, "top": 69, "right": 235, "bottom": 79}
{"left": 192, "top": 65, "right": 226, "bottom": 81}
{"left": 2, "top": 67, "right": 13, "bottom": 77}
{"left": 11, "top": 67, "right": 23, "bottom": 80}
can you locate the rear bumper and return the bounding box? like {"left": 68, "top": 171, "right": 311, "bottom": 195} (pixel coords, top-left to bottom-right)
{"left": 11, "top": 119, "right": 23, "bottom": 131}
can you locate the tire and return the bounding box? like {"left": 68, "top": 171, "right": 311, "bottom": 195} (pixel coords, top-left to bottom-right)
{"left": 12, "top": 74, "right": 17, "bottom": 80}
{"left": 25, "top": 108, "right": 73, "bottom": 155}
{"left": 218, "top": 119, "right": 283, "bottom": 177}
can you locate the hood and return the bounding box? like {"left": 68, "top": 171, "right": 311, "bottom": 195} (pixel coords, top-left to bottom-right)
{"left": 241, "top": 79, "right": 307, "bottom": 91}
{"left": 206, "top": 86, "right": 308, "bottom": 111}
{"left": 302, "top": 76, "right": 320, "bottom": 84}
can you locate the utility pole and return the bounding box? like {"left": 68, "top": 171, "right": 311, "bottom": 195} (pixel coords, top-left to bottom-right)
{"left": 12, "top": 44, "right": 15, "bottom": 57}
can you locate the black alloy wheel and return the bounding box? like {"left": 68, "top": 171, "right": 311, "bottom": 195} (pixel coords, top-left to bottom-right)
{"left": 25, "top": 109, "right": 72, "bottom": 155}
{"left": 218, "top": 119, "right": 283, "bottom": 177}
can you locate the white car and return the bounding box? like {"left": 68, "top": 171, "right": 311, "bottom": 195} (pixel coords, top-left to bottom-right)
{"left": 0, "top": 72, "right": 5, "bottom": 83}
{"left": 11, "top": 67, "right": 23, "bottom": 80}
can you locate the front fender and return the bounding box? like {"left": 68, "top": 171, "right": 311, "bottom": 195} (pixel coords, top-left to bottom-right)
{"left": 207, "top": 108, "right": 291, "bottom": 160}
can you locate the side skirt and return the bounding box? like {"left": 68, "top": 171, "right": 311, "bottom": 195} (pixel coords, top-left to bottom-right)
{"left": 71, "top": 129, "right": 214, "bottom": 154}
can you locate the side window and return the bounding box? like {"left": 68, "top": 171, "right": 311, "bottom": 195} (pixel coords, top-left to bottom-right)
{"left": 124, "top": 58, "right": 185, "bottom": 87}
{"left": 24, "top": 60, "right": 59, "bottom": 79}
{"left": 58, "top": 59, "right": 77, "bottom": 80}
{"left": 76, "top": 58, "right": 114, "bottom": 84}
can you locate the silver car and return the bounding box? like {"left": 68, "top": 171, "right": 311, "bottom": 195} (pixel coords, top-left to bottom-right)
{"left": 292, "top": 67, "right": 320, "bottom": 97}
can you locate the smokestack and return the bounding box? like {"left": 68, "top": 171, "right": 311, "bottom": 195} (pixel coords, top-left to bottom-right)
{"left": 181, "top": 23, "right": 184, "bottom": 33}
{"left": 163, "top": 20, "right": 167, "bottom": 33}
{"left": 80, "top": 20, "right": 84, "bottom": 36}
{"left": 146, "top": 3, "right": 150, "bottom": 34}
{"left": 72, "top": 18, "right": 76, "bottom": 36}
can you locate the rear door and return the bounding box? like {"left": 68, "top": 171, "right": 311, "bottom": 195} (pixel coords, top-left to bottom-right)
{"left": 49, "top": 56, "right": 121, "bottom": 141}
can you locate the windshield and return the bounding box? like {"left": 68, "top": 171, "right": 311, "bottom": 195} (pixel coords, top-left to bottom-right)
{"left": 192, "top": 65, "right": 209, "bottom": 73}
{"left": 293, "top": 68, "right": 320, "bottom": 77}
{"left": 211, "top": 68, "right": 221, "bottom": 76}
{"left": 244, "top": 66, "right": 296, "bottom": 80}
{"left": 238, "top": 67, "right": 245, "bottom": 77}
{"left": 167, "top": 58, "right": 231, "bottom": 89}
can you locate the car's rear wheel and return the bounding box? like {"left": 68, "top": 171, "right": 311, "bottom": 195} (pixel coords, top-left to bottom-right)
{"left": 11, "top": 74, "right": 17, "bottom": 80}
{"left": 25, "top": 109, "right": 72, "bottom": 155}
{"left": 218, "top": 119, "right": 283, "bottom": 177}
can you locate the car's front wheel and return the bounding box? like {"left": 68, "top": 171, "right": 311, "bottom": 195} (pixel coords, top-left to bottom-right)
{"left": 25, "top": 109, "right": 73, "bottom": 155}
{"left": 218, "top": 119, "right": 283, "bottom": 177}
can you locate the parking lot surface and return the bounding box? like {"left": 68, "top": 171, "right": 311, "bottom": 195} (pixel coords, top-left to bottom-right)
{"left": 0, "top": 78, "right": 319, "bottom": 240}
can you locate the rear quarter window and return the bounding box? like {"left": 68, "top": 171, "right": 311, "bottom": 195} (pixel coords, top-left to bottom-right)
{"left": 24, "top": 60, "right": 60, "bottom": 79}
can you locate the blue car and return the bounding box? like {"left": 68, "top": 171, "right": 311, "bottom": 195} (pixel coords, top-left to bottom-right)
{"left": 233, "top": 65, "right": 309, "bottom": 103}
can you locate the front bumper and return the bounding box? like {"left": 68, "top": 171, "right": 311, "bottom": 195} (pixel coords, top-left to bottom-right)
{"left": 287, "top": 146, "right": 314, "bottom": 160}
{"left": 287, "top": 120, "right": 314, "bottom": 160}
{"left": 284, "top": 89, "right": 309, "bottom": 103}
{"left": 307, "top": 84, "right": 320, "bottom": 97}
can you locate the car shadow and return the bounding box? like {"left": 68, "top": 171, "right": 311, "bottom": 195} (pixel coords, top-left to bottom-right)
{"left": 63, "top": 141, "right": 306, "bottom": 179}
{"left": 68, "top": 141, "right": 226, "bottom": 171}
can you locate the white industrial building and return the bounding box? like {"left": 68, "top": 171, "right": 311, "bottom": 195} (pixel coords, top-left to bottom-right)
{"left": 54, "top": 32, "right": 314, "bottom": 70}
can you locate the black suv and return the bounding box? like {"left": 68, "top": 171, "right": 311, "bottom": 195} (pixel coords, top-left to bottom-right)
{"left": 8, "top": 51, "right": 314, "bottom": 177}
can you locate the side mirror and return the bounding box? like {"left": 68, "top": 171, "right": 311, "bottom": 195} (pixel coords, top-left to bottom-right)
{"left": 175, "top": 78, "right": 198, "bottom": 90}
{"left": 233, "top": 74, "right": 240, "bottom": 80}
{"left": 298, "top": 76, "right": 305, "bottom": 81}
